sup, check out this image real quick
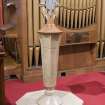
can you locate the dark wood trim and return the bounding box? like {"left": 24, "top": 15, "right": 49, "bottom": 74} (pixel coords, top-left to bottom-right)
{"left": 0, "top": 44, "right": 5, "bottom": 105}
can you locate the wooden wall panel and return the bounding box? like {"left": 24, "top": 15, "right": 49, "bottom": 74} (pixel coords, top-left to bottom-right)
{"left": 59, "top": 44, "right": 96, "bottom": 70}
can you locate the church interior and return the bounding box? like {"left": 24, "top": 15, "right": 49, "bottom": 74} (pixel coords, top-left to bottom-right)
{"left": 1, "top": 0, "right": 105, "bottom": 105}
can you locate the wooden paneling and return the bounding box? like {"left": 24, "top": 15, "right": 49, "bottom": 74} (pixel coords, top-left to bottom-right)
{"left": 59, "top": 44, "right": 96, "bottom": 70}
{"left": 59, "top": 25, "right": 97, "bottom": 45}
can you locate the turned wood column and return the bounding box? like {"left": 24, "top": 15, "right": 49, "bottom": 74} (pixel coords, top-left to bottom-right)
{"left": 0, "top": 44, "right": 5, "bottom": 105}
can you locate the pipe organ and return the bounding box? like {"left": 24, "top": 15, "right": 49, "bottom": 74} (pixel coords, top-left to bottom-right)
{"left": 96, "top": 0, "right": 105, "bottom": 59}
{"left": 18, "top": 0, "right": 105, "bottom": 82}
{"left": 58, "top": 0, "right": 96, "bottom": 29}
{"left": 26, "top": 0, "right": 41, "bottom": 68}
{"left": 25, "top": 0, "right": 97, "bottom": 69}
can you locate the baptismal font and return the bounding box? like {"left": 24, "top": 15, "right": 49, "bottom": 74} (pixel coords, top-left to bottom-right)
{"left": 16, "top": 0, "right": 84, "bottom": 105}
{"left": 37, "top": 0, "right": 63, "bottom": 105}
{"left": 37, "top": 0, "right": 83, "bottom": 105}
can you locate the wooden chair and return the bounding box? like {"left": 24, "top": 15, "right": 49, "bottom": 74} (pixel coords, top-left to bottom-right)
{"left": 0, "top": 1, "right": 21, "bottom": 80}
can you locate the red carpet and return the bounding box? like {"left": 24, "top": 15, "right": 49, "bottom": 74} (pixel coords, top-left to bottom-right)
{"left": 5, "top": 72, "right": 105, "bottom": 105}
